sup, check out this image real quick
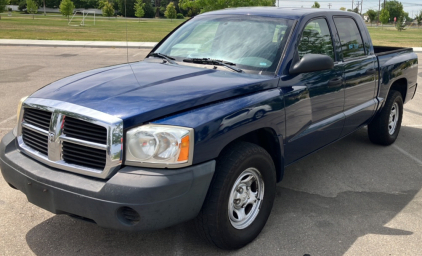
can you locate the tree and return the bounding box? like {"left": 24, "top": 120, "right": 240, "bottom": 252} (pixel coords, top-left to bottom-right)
{"left": 353, "top": 6, "right": 359, "bottom": 13}
{"left": 0, "top": 0, "right": 10, "bottom": 15}
{"left": 99, "top": 0, "right": 115, "bottom": 19}
{"left": 395, "top": 14, "right": 405, "bottom": 31}
{"left": 311, "top": 1, "right": 320, "bottom": 8}
{"left": 416, "top": 11, "right": 422, "bottom": 29}
{"left": 403, "top": 11, "right": 411, "bottom": 22}
{"left": 134, "top": 0, "right": 145, "bottom": 21}
{"left": 379, "top": 8, "right": 390, "bottom": 29}
{"left": 0, "top": 0, "right": 8, "bottom": 20}
{"left": 367, "top": 9, "right": 377, "bottom": 26}
{"left": 339, "top": 7, "right": 346, "bottom": 11}
{"left": 143, "top": 1, "right": 155, "bottom": 18}
{"left": 26, "top": 0, "right": 38, "bottom": 19}
{"left": 59, "top": 0, "right": 74, "bottom": 21}
{"left": 382, "top": 0, "right": 403, "bottom": 23}
{"left": 179, "top": 0, "right": 274, "bottom": 14}
{"left": 164, "top": 1, "right": 176, "bottom": 20}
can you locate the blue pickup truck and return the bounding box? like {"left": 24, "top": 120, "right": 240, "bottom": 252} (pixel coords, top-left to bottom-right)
{"left": 1, "top": 8, "right": 419, "bottom": 249}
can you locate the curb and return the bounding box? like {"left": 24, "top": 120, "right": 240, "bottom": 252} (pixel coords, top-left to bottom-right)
{"left": 0, "top": 39, "right": 157, "bottom": 49}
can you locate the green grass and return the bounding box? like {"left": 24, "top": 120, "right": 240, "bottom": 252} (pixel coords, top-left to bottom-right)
{"left": 0, "top": 13, "right": 184, "bottom": 42}
{"left": 367, "top": 26, "right": 422, "bottom": 47}
{"left": 0, "top": 13, "right": 422, "bottom": 46}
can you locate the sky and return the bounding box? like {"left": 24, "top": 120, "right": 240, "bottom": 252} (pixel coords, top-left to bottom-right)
{"left": 275, "top": 0, "right": 422, "bottom": 18}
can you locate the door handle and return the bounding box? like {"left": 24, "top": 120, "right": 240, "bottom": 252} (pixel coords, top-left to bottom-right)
{"left": 328, "top": 77, "right": 342, "bottom": 87}
{"left": 366, "top": 68, "right": 376, "bottom": 75}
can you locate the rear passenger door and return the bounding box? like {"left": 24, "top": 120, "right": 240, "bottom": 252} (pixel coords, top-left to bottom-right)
{"left": 333, "top": 17, "right": 378, "bottom": 136}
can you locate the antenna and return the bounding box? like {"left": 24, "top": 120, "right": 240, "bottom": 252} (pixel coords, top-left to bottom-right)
{"left": 328, "top": 3, "right": 332, "bottom": 9}
{"left": 125, "top": 0, "right": 129, "bottom": 63}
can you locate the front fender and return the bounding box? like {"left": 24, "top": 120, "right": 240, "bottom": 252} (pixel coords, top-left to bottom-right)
{"left": 152, "top": 89, "right": 285, "bottom": 166}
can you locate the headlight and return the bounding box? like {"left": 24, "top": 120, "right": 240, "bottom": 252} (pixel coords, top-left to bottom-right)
{"left": 16, "top": 96, "right": 28, "bottom": 123}
{"left": 125, "top": 124, "right": 194, "bottom": 168}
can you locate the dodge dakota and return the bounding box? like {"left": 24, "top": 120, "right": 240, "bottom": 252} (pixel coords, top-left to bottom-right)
{"left": 0, "top": 7, "right": 418, "bottom": 249}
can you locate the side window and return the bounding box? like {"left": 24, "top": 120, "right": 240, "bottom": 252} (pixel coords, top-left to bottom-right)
{"left": 333, "top": 17, "right": 365, "bottom": 59}
{"left": 297, "top": 18, "right": 334, "bottom": 60}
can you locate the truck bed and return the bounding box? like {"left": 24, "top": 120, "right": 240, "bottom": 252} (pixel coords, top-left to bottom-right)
{"left": 374, "top": 46, "right": 413, "bottom": 56}
{"left": 374, "top": 45, "right": 418, "bottom": 106}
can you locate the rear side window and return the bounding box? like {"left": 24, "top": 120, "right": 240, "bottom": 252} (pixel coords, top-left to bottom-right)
{"left": 333, "top": 17, "right": 365, "bottom": 59}
{"left": 297, "top": 18, "right": 334, "bottom": 60}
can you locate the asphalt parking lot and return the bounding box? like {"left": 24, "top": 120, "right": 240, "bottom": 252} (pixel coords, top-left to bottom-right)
{"left": 0, "top": 46, "right": 421, "bottom": 256}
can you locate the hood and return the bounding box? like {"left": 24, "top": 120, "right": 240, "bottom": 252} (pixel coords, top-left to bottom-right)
{"left": 30, "top": 60, "right": 278, "bottom": 128}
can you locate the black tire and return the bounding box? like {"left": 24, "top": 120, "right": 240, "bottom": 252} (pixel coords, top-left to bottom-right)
{"left": 368, "top": 90, "right": 403, "bottom": 145}
{"left": 195, "top": 141, "right": 276, "bottom": 250}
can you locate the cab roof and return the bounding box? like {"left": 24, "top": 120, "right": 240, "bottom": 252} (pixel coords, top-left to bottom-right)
{"left": 201, "top": 7, "right": 361, "bottom": 20}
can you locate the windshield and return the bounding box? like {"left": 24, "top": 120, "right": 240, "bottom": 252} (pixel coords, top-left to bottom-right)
{"left": 154, "top": 15, "right": 294, "bottom": 74}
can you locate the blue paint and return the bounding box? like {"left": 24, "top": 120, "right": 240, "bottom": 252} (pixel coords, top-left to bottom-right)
{"left": 28, "top": 8, "right": 418, "bottom": 182}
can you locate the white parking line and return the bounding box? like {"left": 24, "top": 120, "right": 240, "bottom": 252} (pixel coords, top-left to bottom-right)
{"left": 132, "top": 51, "right": 144, "bottom": 57}
{"left": 416, "top": 92, "right": 422, "bottom": 95}
{"left": 393, "top": 144, "right": 422, "bottom": 165}
{"left": 404, "top": 124, "right": 422, "bottom": 127}
{"left": 0, "top": 128, "right": 13, "bottom": 130}
{"left": 0, "top": 115, "right": 16, "bottom": 125}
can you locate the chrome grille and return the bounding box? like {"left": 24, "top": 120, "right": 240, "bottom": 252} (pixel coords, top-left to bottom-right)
{"left": 63, "top": 117, "right": 107, "bottom": 144}
{"left": 62, "top": 142, "right": 106, "bottom": 170}
{"left": 23, "top": 108, "right": 51, "bottom": 130}
{"left": 17, "top": 98, "right": 123, "bottom": 179}
{"left": 22, "top": 127, "right": 48, "bottom": 155}
{"left": 21, "top": 108, "right": 52, "bottom": 156}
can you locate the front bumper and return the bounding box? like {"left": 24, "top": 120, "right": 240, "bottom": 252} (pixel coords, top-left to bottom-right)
{"left": 0, "top": 131, "right": 215, "bottom": 231}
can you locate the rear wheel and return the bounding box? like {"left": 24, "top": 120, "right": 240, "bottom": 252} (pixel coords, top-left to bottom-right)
{"left": 368, "top": 90, "right": 403, "bottom": 145}
{"left": 195, "top": 142, "right": 276, "bottom": 250}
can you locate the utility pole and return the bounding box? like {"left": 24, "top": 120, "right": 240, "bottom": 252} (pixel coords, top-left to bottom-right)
{"left": 328, "top": 3, "right": 332, "bottom": 9}
{"left": 378, "top": 0, "right": 381, "bottom": 25}
{"left": 360, "top": 0, "right": 363, "bottom": 14}
{"left": 352, "top": 0, "right": 354, "bottom": 10}
{"left": 356, "top": 1, "right": 360, "bottom": 13}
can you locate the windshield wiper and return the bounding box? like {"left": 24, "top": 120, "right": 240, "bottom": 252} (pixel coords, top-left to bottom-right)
{"left": 183, "top": 58, "right": 243, "bottom": 73}
{"left": 148, "top": 52, "right": 178, "bottom": 65}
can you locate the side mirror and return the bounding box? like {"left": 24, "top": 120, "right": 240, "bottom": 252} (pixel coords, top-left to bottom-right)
{"left": 289, "top": 54, "right": 334, "bottom": 74}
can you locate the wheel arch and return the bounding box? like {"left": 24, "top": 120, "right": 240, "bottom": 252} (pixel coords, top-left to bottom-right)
{"left": 389, "top": 78, "right": 408, "bottom": 102}
{"left": 217, "top": 128, "right": 285, "bottom": 182}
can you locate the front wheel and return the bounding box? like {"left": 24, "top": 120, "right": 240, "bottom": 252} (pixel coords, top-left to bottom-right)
{"left": 368, "top": 90, "right": 403, "bottom": 145}
{"left": 195, "top": 142, "right": 276, "bottom": 250}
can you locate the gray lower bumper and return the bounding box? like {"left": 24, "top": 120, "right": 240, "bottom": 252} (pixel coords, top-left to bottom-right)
{"left": 0, "top": 131, "right": 215, "bottom": 231}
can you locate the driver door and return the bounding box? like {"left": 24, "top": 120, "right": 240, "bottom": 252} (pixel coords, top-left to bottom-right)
{"left": 284, "top": 17, "right": 345, "bottom": 164}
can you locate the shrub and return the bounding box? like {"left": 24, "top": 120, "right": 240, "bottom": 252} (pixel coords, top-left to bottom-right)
{"left": 164, "top": 1, "right": 176, "bottom": 21}
{"left": 176, "top": 13, "right": 184, "bottom": 19}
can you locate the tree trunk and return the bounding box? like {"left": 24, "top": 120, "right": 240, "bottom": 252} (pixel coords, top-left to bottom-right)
{"left": 155, "top": 0, "right": 161, "bottom": 18}
{"left": 43, "top": 0, "right": 46, "bottom": 16}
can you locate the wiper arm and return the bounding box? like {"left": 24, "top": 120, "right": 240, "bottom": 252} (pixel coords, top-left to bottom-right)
{"left": 183, "top": 58, "right": 243, "bottom": 73}
{"left": 149, "top": 52, "right": 178, "bottom": 65}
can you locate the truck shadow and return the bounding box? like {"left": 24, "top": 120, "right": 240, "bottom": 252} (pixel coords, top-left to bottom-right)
{"left": 25, "top": 126, "right": 422, "bottom": 256}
